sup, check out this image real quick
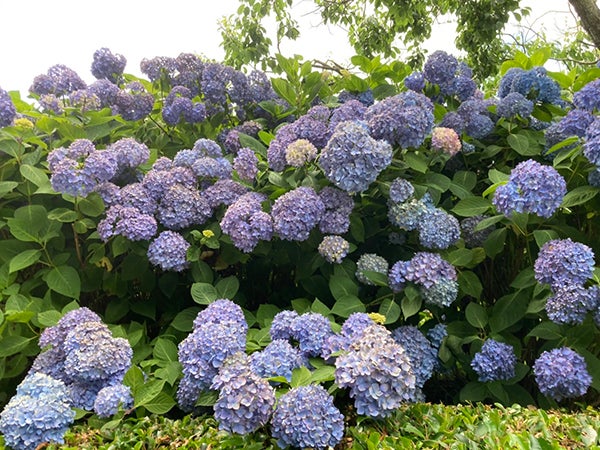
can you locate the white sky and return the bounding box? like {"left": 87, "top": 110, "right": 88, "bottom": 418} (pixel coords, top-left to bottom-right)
{"left": 0, "top": 0, "right": 578, "bottom": 97}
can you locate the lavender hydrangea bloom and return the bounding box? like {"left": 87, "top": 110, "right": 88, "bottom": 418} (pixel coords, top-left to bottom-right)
{"left": 0, "top": 87, "right": 17, "bottom": 127}
{"left": 392, "top": 326, "right": 437, "bottom": 388}
{"left": 318, "top": 186, "right": 354, "bottom": 234}
{"left": 328, "top": 99, "right": 367, "bottom": 133}
{"left": 573, "top": 78, "right": 600, "bottom": 111}
{"left": 93, "top": 384, "right": 133, "bottom": 418}
{"left": 147, "top": 231, "right": 190, "bottom": 271}
{"left": 356, "top": 253, "right": 389, "bottom": 285}
{"left": 389, "top": 178, "right": 415, "bottom": 204}
{"left": 176, "top": 374, "right": 202, "bottom": 412}
{"left": 427, "top": 323, "right": 448, "bottom": 349}
{"left": 584, "top": 136, "right": 600, "bottom": 166}
{"left": 271, "top": 384, "right": 344, "bottom": 449}
{"left": 97, "top": 205, "right": 157, "bottom": 241}
{"left": 534, "top": 347, "right": 592, "bottom": 401}
{"left": 534, "top": 238, "right": 595, "bottom": 289}
{"left": 545, "top": 284, "right": 596, "bottom": 325}
{"left": 211, "top": 352, "right": 275, "bottom": 435}
{"left": 418, "top": 209, "right": 460, "bottom": 250}
{"left": 471, "top": 339, "right": 517, "bottom": 382}
{"left": 365, "top": 92, "right": 434, "bottom": 148}
{"left": 341, "top": 313, "right": 376, "bottom": 339}
{"left": 67, "top": 380, "right": 104, "bottom": 410}
{"left": 496, "top": 92, "right": 534, "bottom": 119}
{"left": 192, "top": 156, "right": 232, "bottom": 179}
{"left": 318, "top": 235, "right": 350, "bottom": 264}
{"left": 91, "top": 48, "right": 126, "bottom": 83}
{"left": 250, "top": 339, "right": 306, "bottom": 381}
{"left": 404, "top": 252, "right": 457, "bottom": 289}
{"left": 221, "top": 192, "right": 273, "bottom": 252}
{"left": 271, "top": 186, "right": 325, "bottom": 241}
{"left": 68, "top": 89, "right": 101, "bottom": 112}
{"left": 193, "top": 138, "right": 224, "bottom": 157}
{"left": 233, "top": 147, "right": 259, "bottom": 180}
{"left": 140, "top": 56, "right": 177, "bottom": 82}
{"left": 88, "top": 79, "right": 120, "bottom": 107}
{"left": 118, "top": 183, "right": 157, "bottom": 214}
{"left": 499, "top": 67, "right": 563, "bottom": 105}
{"left": 440, "top": 111, "right": 466, "bottom": 134}
{"left": 423, "top": 51, "right": 459, "bottom": 85}
{"left": 39, "top": 94, "right": 64, "bottom": 114}
{"left": 544, "top": 109, "right": 594, "bottom": 155}
{"left": 589, "top": 167, "right": 600, "bottom": 187}
{"left": 113, "top": 81, "right": 154, "bottom": 121}
{"left": 192, "top": 299, "right": 248, "bottom": 333}
{"left": 109, "top": 137, "right": 150, "bottom": 170}
{"left": 30, "top": 64, "right": 86, "bottom": 96}
{"left": 335, "top": 324, "right": 417, "bottom": 417}
{"left": 269, "top": 310, "right": 299, "bottom": 341}
{"left": 388, "top": 197, "right": 432, "bottom": 230}
{"left": 388, "top": 260, "right": 410, "bottom": 293}
{"left": 291, "top": 312, "right": 334, "bottom": 357}
{"left": 0, "top": 373, "right": 75, "bottom": 450}
{"left": 203, "top": 179, "right": 249, "bottom": 209}
{"left": 404, "top": 71, "right": 426, "bottom": 91}
{"left": 220, "top": 121, "right": 262, "bottom": 154}
{"left": 157, "top": 184, "right": 211, "bottom": 229}
{"left": 320, "top": 121, "right": 392, "bottom": 192}
{"left": 38, "top": 307, "right": 101, "bottom": 350}
{"left": 493, "top": 159, "right": 566, "bottom": 218}
{"left": 142, "top": 165, "right": 196, "bottom": 201}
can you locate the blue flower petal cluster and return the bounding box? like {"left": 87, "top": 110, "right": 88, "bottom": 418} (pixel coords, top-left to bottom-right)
{"left": 147, "top": 231, "right": 190, "bottom": 271}
{"left": 493, "top": 159, "right": 566, "bottom": 218}
{"left": 93, "top": 384, "right": 133, "bottom": 418}
{"left": 318, "top": 186, "right": 354, "bottom": 234}
{"left": 573, "top": 78, "right": 600, "bottom": 111}
{"left": 365, "top": 91, "right": 434, "bottom": 148}
{"left": 356, "top": 253, "right": 389, "bottom": 285}
{"left": 420, "top": 277, "right": 459, "bottom": 308}
{"left": 392, "top": 326, "right": 437, "bottom": 388}
{"left": 545, "top": 284, "right": 597, "bottom": 325}
{"left": 0, "top": 373, "right": 75, "bottom": 450}
{"left": 496, "top": 92, "right": 534, "bottom": 119}
{"left": 423, "top": 51, "right": 458, "bottom": 85}
{"left": 113, "top": 81, "right": 154, "bottom": 121}
{"left": 417, "top": 208, "right": 460, "bottom": 250}
{"left": 318, "top": 235, "right": 350, "bottom": 264}
{"left": 291, "top": 312, "right": 334, "bottom": 357}
{"left": 269, "top": 310, "right": 300, "bottom": 341}
{"left": 192, "top": 299, "right": 249, "bottom": 334}
{"left": 534, "top": 238, "right": 595, "bottom": 289}
{"left": 203, "top": 179, "right": 249, "bottom": 209}
{"left": 471, "top": 339, "right": 517, "bottom": 382}
{"left": 250, "top": 339, "right": 306, "bottom": 381}
{"left": 533, "top": 347, "right": 592, "bottom": 401}
{"left": 88, "top": 79, "right": 120, "bottom": 107}
{"left": 320, "top": 120, "right": 392, "bottom": 192}
{"left": 404, "top": 71, "right": 426, "bottom": 92}
{"left": 271, "top": 384, "right": 344, "bottom": 449}
{"left": 271, "top": 186, "right": 325, "bottom": 241}
{"left": 0, "top": 87, "right": 17, "bottom": 127}
{"left": 97, "top": 205, "right": 157, "bottom": 242}
{"left": 211, "top": 352, "right": 275, "bottom": 435}
{"left": 460, "top": 215, "right": 493, "bottom": 248}
{"left": 388, "top": 197, "right": 432, "bottom": 230}
{"left": 157, "top": 184, "right": 211, "bottom": 229}
{"left": 426, "top": 324, "right": 448, "bottom": 350}
{"left": 328, "top": 99, "right": 367, "bottom": 133}
{"left": 109, "top": 137, "right": 150, "bottom": 171}
{"left": 389, "top": 178, "right": 415, "bottom": 204}
{"left": 338, "top": 89, "right": 374, "bottom": 106}
{"left": 335, "top": 324, "right": 417, "bottom": 417}
{"left": 220, "top": 121, "right": 262, "bottom": 155}
{"left": 118, "top": 183, "right": 157, "bottom": 214}
{"left": 498, "top": 67, "right": 563, "bottom": 105}
{"left": 456, "top": 98, "right": 495, "bottom": 139}
{"left": 233, "top": 147, "right": 259, "bottom": 181}
{"left": 91, "top": 48, "right": 126, "bottom": 84}
{"left": 221, "top": 192, "right": 273, "bottom": 252}
{"left": 30, "top": 64, "right": 86, "bottom": 96}
{"left": 544, "top": 109, "right": 594, "bottom": 155}
{"left": 162, "top": 86, "right": 206, "bottom": 125}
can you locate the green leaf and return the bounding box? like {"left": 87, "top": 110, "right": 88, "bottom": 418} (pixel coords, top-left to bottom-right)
{"left": 45, "top": 265, "right": 81, "bottom": 298}
{"left": 526, "top": 321, "right": 562, "bottom": 340}
{"left": 196, "top": 390, "right": 219, "bottom": 407}
{"left": 309, "top": 366, "right": 336, "bottom": 384}
{"left": 0, "top": 335, "right": 35, "bottom": 357}
{"left": 561, "top": 186, "right": 599, "bottom": 208}
{"left": 533, "top": 230, "right": 559, "bottom": 249}
{"left": 123, "top": 366, "right": 145, "bottom": 393}
{"left": 311, "top": 298, "right": 331, "bottom": 316}
{"left": 529, "top": 47, "right": 551, "bottom": 67}
{"left": 489, "top": 292, "right": 528, "bottom": 333}
{"left": 361, "top": 270, "right": 388, "bottom": 286}
{"left": 134, "top": 379, "right": 166, "bottom": 407}
{"left": 37, "top": 310, "right": 63, "bottom": 327}
{"left": 256, "top": 304, "right": 280, "bottom": 327}
{"left": 329, "top": 275, "right": 358, "bottom": 301}
{"left": 459, "top": 381, "right": 487, "bottom": 402}
{"left": 190, "top": 282, "right": 218, "bottom": 305}
{"left": 9, "top": 249, "right": 42, "bottom": 273}
{"left": 510, "top": 268, "right": 536, "bottom": 289}
{"left": 141, "top": 392, "right": 175, "bottom": 415}
{"left": 483, "top": 228, "right": 506, "bottom": 258}
{"left": 331, "top": 295, "right": 365, "bottom": 318}
{"left": 0, "top": 181, "right": 18, "bottom": 198}
{"left": 401, "top": 294, "right": 422, "bottom": 319}
{"left": 452, "top": 197, "right": 491, "bottom": 217}
{"left": 216, "top": 276, "right": 239, "bottom": 299}
{"left": 48, "top": 208, "right": 79, "bottom": 223}
{"left": 271, "top": 78, "right": 297, "bottom": 106}
{"left": 153, "top": 338, "right": 178, "bottom": 363}
{"left": 458, "top": 271, "right": 483, "bottom": 299}
{"left": 78, "top": 193, "right": 105, "bottom": 217}
{"left": 171, "top": 307, "right": 201, "bottom": 332}
{"left": 291, "top": 366, "right": 312, "bottom": 387}
{"left": 20, "top": 164, "right": 50, "bottom": 188}
{"left": 488, "top": 169, "right": 510, "bottom": 184}
{"left": 378, "top": 298, "right": 401, "bottom": 324}
{"left": 155, "top": 361, "right": 182, "bottom": 386}
{"left": 404, "top": 152, "right": 428, "bottom": 173}
{"left": 465, "top": 302, "right": 488, "bottom": 328}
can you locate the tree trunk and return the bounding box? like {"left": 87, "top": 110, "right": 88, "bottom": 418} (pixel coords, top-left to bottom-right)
{"left": 568, "top": 0, "right": 600, "bottom": 49}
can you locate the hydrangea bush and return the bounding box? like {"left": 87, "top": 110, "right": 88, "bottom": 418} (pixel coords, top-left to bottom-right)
{"left": 1, "top": 45, "right": 600, "bottom": 447}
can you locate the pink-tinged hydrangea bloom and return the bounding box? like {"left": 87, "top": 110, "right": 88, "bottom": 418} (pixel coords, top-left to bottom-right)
{"left": 431, "top": 127, "right": 461, "bottom": 156}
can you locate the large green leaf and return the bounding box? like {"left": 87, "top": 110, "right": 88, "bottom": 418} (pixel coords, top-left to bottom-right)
{"left": 190, "top": 282, "right": 218, "bottom": 305}
{"left": 45, "top": 265, "right": 81, "bottom": 298}
{"left": 0, "top": 336, "right": 35, "bottom": 357}
{"left": 9, "top": 249, "right": 42, "bottom": 273}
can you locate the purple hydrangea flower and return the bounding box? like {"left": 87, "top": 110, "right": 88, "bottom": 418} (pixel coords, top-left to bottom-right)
{"left": 140, "top": 56, "right": 177, "bottom": 82}
{"left": 69, "top": 89, "right": 101, "bottom": 112}
{"left": 404, "top": 71, "right": 426, "bottom": 92}
{"left": 0, "top": 87, "right": 17, "bottom": 127}
{"left": 113, "top": 81, "right": 154, "bottom": 121}
{"left": 233, "top": 147, "right": 259, "bottom": 181}
{"left": 147, "top": 231, "right": 190, "bottom": 271}
{"left": 271, "top": 187, "right": 325, "bottom": 241}
{"left": 404, "top": 252, "right": 457, "bottom": 289}
{"left": 250, "top": 339, "right": 306, "bottom": 381}
{"left": 192, "top": 299, "right": 248, "bottom": 333}
{"left": 573, "top": 78, "right": 600, "bottom": 111}
{"left": 291, "top": 312, "right": 334, "bottom": 357}
{"left": 356, "top": 253, "right": 389, "bottom": 286}
{"left": 318, "top": 186, "right": 354, "bottom": 234}
{"left": 271, "top": 384, "right": 344, "bottom": 449}
{"left": 388, "top": 260, "right": 410, "bottom": 293}
{"left": 88, "top": 79, "right": 120, "bottom": 107}
{"left": 389, "top": 178, "right": 415, "bottom": 204}
{"left": 493, "top": 159, "right": 566, "bottom": 218}
{"left": 220, "top": 121, "right": 262, "bottom": 155}
{"left": 328, "top": 99, "right": 367, "bottom": 133}
{"left": 498, "top": 67, "right": 563, "bottom": 105}
{"left": 318, "top": 235, "right": 350, "bottom": 264}
{"left": 534, "top": 238, "right": 595, "bottom": 289}
{"left": 392, "top": 326, "right": 437, "bottom": 387}
{"left": 545, "top": 109, "right": 594, "bottom": 155}
{"left": 269, "top": 310, "right": 299, "bottom": 341}
{"left": 427, "top": 323, "right": 448, "bottom": 349}
{"left": 220, "top": 192, "right": 273, "bottom": 252}
{"left": 157, "top": 184, "right": 211, "bottom": 230}
{"left": 203, "top": 179, "right": 249, "bottom": 209}
{"left": 417, "top": 208, "right": 460, "bottom": 250}
{"left": 496, "top": 92, "right": 534, "bottom": 119}
{"left": 338, "top": 89, "right": 375, "bottom": 106}
{"left": 142, "top": 165, "right": 196, "bottom": 201}
{"left": 192, "top": 157, "right": 232, "bottom": 179}
{"left": 109, "top": 138, "right": 150, "bottom": 170}
{"left": 97, "top": 205, "right": 157, "bottom": 241}
{"left": 471, "top": 339, "right": 516, "bottom": 382}
{"left": 534, "top": 347, "right": 592, "bottom": 401}
{"left": 93, "top": 384, "right": 133, "bottom": 418}
{"left": 320, "top": 121, "right": 392, "bottom": 192}
{"left": 118, "top": 183, "right": 157, "bottom": 215}
{"left": 335, "top": 324, "right": 417, "bottom": 416}
{"left": 423, "top": 51, "right": 458, "bottom": 85}
{"left": 91, "top": 48, "right": 126, "bottom": 83}
{"left": 545, "top": 284, "right": 597, "bottom": 325}
{"left": 39, "top": 94, "right": 64, "bottom": 114}
{"left": 30, "top": 64, "right": 86, "bottom": 96}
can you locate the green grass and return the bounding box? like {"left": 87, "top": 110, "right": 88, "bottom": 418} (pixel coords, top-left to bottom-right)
{"left": 39, "top": 403, "right": 600, "bottom": 450}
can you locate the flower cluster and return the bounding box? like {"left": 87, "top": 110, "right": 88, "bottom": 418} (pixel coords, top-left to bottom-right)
{"left": 335, "top": 323, "right": 417, "bottom": 417}
{"left": 573, "top": 78, "right": 600, "bottom": 111}
{"left": 470, "top": 339, "right": 517, "bottom": 382}
{"left": 460, "top": 215, "right": 493, "bottom": 248}
{"left": 211, "top": 352, "right": 276, "bottom": 434}
{"left": 498, "top": 67, "right": 563, "bottom": 105}
{"left": 271, "top": 384, "right": 344, "bottom": 449}
{"left": 91, "top": 47, "right": 127, "bottom": 84}
{"left": 319, "top": 120, "right": 392, "bottom": 193}
{"left": 392, "top": 326, "right": 437, "bottom": 389}
{"left": 318, "top": 186, "right": 354, "bottom": 234}
{"left": 250, "top": 339, "right": 306, "bottom": 381}
{"left": 0, "top": 373, "right": 75, "bottom": 450}
{"left": 162, "top": 86, "right": 206, "bottom": 125}
{"left": 221, "top": 192, "right": 273, "bottom": 252}
{"left": 431, "top": 127, "right": 461, "bottom": 156}
{"left": 271, "top": 186, "right": 325, "bottom": 241}
{"left": 492, "top": 159, "right": 566, "bottom": 218}
{"left": 318, "top": 235, "right": 350, "bottom": 263}
{"left": 422, "top": 51, "right": 477, "bottom": 101}
{"left": 533, "top": 347, "right": 592, "bottom": 401}
{"left": 147, "top": 230, "right": 190, "bottom": 271}
{"left": 0, "top": 87, "right": 17, "bottom": 127}
{"left": 285, "top": 138, "right": 318, "bottom": 167}
{"left": 30, "top": 64, "right": 86, "bottom": 96}
{"left": 177, "top": 300, "right": 247, "bottom": 412}
{"left": 93, "top": 384, "right": 134, "bottom": 418}
{"left": 233, "top": 147, "right": 259, "bottom": 181}
{"left": 496, "top": 92, "right": 534, "bottom": 119}
{"left": 356, "top": 253, "right": 389, "bottom": 285}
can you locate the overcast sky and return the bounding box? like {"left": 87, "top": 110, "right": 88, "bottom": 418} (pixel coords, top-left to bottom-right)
{"left": 0, "top": 0, "right": 578, "bottom": 96}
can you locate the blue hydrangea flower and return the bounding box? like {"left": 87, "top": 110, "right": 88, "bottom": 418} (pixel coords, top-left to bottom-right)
{"left": 328, "top": 99, "right": 367, "bottom": 133}
{"left": 440, "top": 111, "right": 466, "bottom": 134}
{"left": 533, "top": 347, "right": 592, "bottom": 401}
{"left": 176, "top": 374, "right": 202, "bottom": 412}
{"left": 496, "top": 92, "right": 534, "bottom": 119}
{"left": 388, "top": 197, "right": 433, "bottom": 230}
{"left": 93, "top": 384, "right": 133, "bottom": 418}
{"left": 271, "top": 384, "right": 344, "bottom": 449}
{"left": 88, "top": 79, "right": 120, "bottom": 107}
{"left": 97, "top": 205, "right": 157, "bottom": 242}
{"left": 388, "top": 260, "right": 410, "bottom": 293}
{"left": 573, "top": 79, "right": 600, "bottom": 111}
{"left": 404, "top": 252, "right": 457, "bottom": 289}
{"left": 0, "top": 373, "right": 75, "bottom": 450}
{"left": 250, "top": 339, "right": 306, "bottom": 381}
{"left": 389, "top": 178, "right": 415, "bottom": 204}
{"left": 157, "top": 184, "right": 211, "bottom": 230}
{"left": 147, "top": 231, "right": 190, "bottom": 271}
{"left": 404, "top": 71, "right": 426, "bottom": 92}
{"left": 335, "top": 324, "right": 417, "bottom": 416}
{"left": 233, "top": 147, "right": 259, "bottom": 181}
{"left": 499, "top": 67, "right": 563, "bottom": 105}
{"left": 318, "top": 235, "right": 350, "bottom": 264}
{"left": 113, "top": 81, "right": 154, "bottom": 121}
{"left": 203, "top": 179, "right": 249, "bottom": 209}
{"left": 291, "top": 312, "right": 334, "bottom": 357}
{"left": 534, "top": 238, "right": 595, "bottom": 289}
{"left": 30, "top": 64, "right": 86, "bottom": 96}
{"left": 0, "top": 87, "right": 17, "bottom": 127}
{"left": 460, "top": 215, "right": 493, "bottom": 248}
{"left": 109, "top": 137, "right": 150, "bottom": 170}
{"left": 117, "top": 183, "right": 157, "bottom": 215}
{"left": 319, "top": 120, "right": 392, "bottom": 193}
{"left": 423, "top": 51, "right": 458, "bottom": 85}
{"left": 220, "top": 192, "right": 273, "bottom": 252}
{"left": 341, "top": 313, "right": 375, "bottom": 340}
{"left": 39, "top": 307, "right": 102, "bottom": 350}
{"left": 356, "top": 253, "right": 389, "bottom": 285}
{"left": 67, "top": 89, "right": 99, "bottom": 113}
{"left": 338, "top": 89, "right": 374, "bottom": 106}
{"left": 211, "top": 352, "right": 275, "bottom": 435}
{"left": 471, "top": 339, "right": 517, "bottom": 382}
{"left": 426, "top": 323, "right": 448, "bottom": 349}
{"left": 392, "top": 326, "right": 437, "bottom": 388}
{"left": 544, "top": 109, "right": 594, "bottom": 155}
{"left": 545, "top": 284, "right": 596, "bottom": 325}
{"left": 91, "top": 47, "right": 126, "bottom": 83}
{"left": 589, "top": 167, "right": 600, "bottom": 187}
{"left": 318, "top": 186, "right": 354, "bottom": 234}
{"left": 420, "top": 277, "right": 459, "bottom": 307}
{"left": 39, "top": 93, "right": 64, "bottom": 114}
{"left": 418, "top": 208, "right": 460, "bottom": 250}
{"left": 493, "top": 159, "right": 566, "bottom": 218}
{"left": 365, "top": 92, "right": 434, "bottom": 148}
{"left": 584, "top": 137, "right": 600, "bottom": 166}
{"left": 269, "top": 310, "right": 299, "bottom": 341}
{"left": 271, "top": 186, "right": 325, "bottom": 241}
{"left": 192, "top": 299, "right": 248, "bottom": 334}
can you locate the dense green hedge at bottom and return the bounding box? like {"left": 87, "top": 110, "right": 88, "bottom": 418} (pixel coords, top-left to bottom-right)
{"left": 28, "top": 403, "right": 599, "bottom": 450}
